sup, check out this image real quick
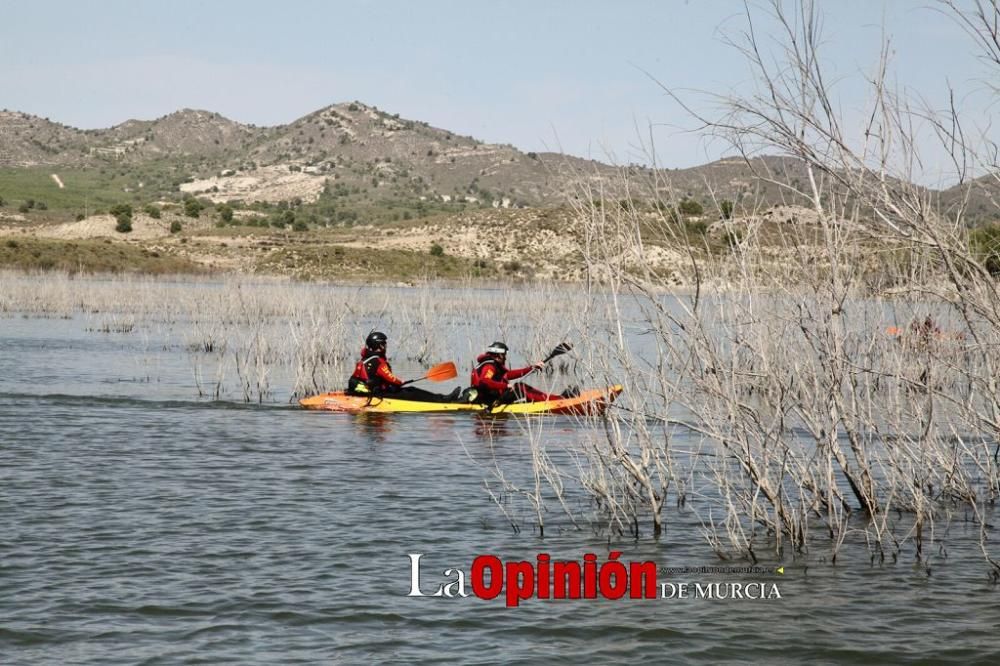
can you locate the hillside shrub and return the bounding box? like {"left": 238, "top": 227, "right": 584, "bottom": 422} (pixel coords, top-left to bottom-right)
{"left": 110, "top": 203, "right": 133, "bottom": 233}
{"left": 183, "top": 197, "right": 202, "bottom": 218}
{"left": 725, "top": 228, "right": 743, "bottom": 250}
{"left": 971, "top": 225, "right": 1000, "bottom": 275}
{"left": 686, "top": 220, "right": 708, "bottom": 237}
{"left": 720, "top": 199, "right": 734, "bottom": 220}
{"left": 170, "top": 221, "right": 182, "bottom": 234}
{"left": 503, "top": 260, "right": 522, "bottom": 272}
{"left": 679, "top": 199, "right": 704, "bottom": 216}
{"left": 430, "top": 243, "right": 444, "bottom": 257}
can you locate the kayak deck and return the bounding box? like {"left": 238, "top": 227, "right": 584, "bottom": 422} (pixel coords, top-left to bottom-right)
{"left": 487, "top": 386, "right": 623, "bottom": 415}
{"left": 299, "top": 385, "right": 623, "bottom": 415}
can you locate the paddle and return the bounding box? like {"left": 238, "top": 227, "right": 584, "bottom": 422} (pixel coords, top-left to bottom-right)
{"left": 541, "top": 342, "right": 573, "bottom": 364}
{"left": 401, "top": 361, "right": 458, "bottom": 385}
{"left": 520, "top": 342, "right": 574, "bottom": 379}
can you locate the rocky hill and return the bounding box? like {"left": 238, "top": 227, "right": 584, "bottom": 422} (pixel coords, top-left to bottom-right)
{"left": 0, "top": 103, "right": 590, "bottom": 207}
{"left": 0, "top": 103, "right": 996, "bottom": 223}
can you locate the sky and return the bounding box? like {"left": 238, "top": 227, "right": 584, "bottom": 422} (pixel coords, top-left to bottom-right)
{"left": 2, "top": 0, "right": 995, "bottom": 186}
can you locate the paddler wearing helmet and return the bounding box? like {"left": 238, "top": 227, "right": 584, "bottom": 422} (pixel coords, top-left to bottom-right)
{"left": 470, "top": 341, "right": 563, "bottom": 404}
{"left": 347, "top": 331, "right": 459, "bottom": 403}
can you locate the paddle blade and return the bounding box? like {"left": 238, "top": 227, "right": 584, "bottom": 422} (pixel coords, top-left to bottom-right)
{"left": 425, "top": 361, "right": 458, "bottom": 382}
{"left": 544, "top": 342, "right": 573, "bottom": 363}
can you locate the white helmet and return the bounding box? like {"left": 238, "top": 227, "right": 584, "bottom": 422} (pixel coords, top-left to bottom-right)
{"left": 486, "top": 341, "right": 509, "bottom": 355}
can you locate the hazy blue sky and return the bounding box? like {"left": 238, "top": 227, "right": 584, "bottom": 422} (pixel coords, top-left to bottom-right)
{"left": 2, "top": 1, "right": 994, "bottom": 184}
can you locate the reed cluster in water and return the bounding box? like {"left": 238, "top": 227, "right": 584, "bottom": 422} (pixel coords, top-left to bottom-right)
{"left": 0, "top": 271, "right": 589, "bottom": 403}
{"left": 509, "top": 0, "right": 1000, "bottom": 577}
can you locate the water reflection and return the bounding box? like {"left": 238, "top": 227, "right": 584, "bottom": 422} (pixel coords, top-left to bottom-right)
{"left": 351, "top": 412, "right": 489, "bottom": 444}
{"left": 473, "top": 413, "right": 512, "bottom": 440}
{"left": 350, "top": 412, "right": 393, "bottom": 442}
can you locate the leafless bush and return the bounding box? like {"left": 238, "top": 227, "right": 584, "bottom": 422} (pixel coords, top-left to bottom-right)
{"left": 546, "top": 0, "right": 1000, "bottom": 576}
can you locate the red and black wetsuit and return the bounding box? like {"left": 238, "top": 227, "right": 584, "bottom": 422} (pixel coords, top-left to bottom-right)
{"left": 348, "top": 347, "right": 404, "bottom": 395}
{"left": 470, "top": 353, "right": 559, "bottom": 403}
{"left": 348, "top": 347, "right": 459, "bottom": 403}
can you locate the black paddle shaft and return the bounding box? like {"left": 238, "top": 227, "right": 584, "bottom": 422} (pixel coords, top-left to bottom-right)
{"left": 542, "top": 342, "right": 573, "bottom": 364}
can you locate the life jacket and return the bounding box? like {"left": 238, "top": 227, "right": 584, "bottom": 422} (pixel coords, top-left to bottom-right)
{"left": 470, "top": 354, "right": 508, "bottom": 395}
{"left": 348, "top": 347, "right": 400, "bottom": 394}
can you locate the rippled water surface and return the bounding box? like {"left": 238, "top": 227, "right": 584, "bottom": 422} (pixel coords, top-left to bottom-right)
{"left": 3, "top": 309, "right": 1000, "bottom": 664}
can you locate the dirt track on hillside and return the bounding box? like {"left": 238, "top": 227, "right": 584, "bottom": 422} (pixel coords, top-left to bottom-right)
{"left": 179, "top": 166, "right": 326, "bottom": 204}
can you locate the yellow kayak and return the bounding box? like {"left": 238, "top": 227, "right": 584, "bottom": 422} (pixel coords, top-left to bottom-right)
{"left": 299, "top": 385, "right": 623, "bottom": 415}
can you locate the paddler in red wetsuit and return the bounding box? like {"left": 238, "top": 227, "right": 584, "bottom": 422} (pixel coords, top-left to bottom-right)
{"left": 347, "top": 331, "right": 459, "bottom": 402}
{"left": 470, "top": 341, "right": 572, "bottom": 404}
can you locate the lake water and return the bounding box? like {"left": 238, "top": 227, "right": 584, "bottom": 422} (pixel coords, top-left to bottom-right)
{"left": 3, "top": 285, "right": 1000, "bottom": 664}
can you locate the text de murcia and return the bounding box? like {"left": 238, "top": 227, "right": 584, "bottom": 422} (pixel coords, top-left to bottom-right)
{"left": 407, "top": 553, "right": 781, "bottom": 606}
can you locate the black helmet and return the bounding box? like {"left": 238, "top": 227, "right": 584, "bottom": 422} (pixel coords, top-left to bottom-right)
{"left": 486, "top": 341, "right": 508, "bottom": 356}
{"left": 366, "top": 331, "right": 388, "bottom": 349}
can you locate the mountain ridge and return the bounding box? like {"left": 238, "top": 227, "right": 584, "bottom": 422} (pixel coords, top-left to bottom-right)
{"left": 0, "top": 103, "right": 996, "bottom": 220}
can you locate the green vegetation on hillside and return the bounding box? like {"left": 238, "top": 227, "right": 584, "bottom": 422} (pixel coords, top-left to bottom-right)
{"left": 0, "top": 163, "right": 211, "bottom": 219}
{"left": 253, "top": 242, "right": 498, "bottom": 281}
{"left": 0, "top": 168, "right": 128, "bottom": 216}
{"left": 0, "top": 237, "right": 203, "bottom": 274}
